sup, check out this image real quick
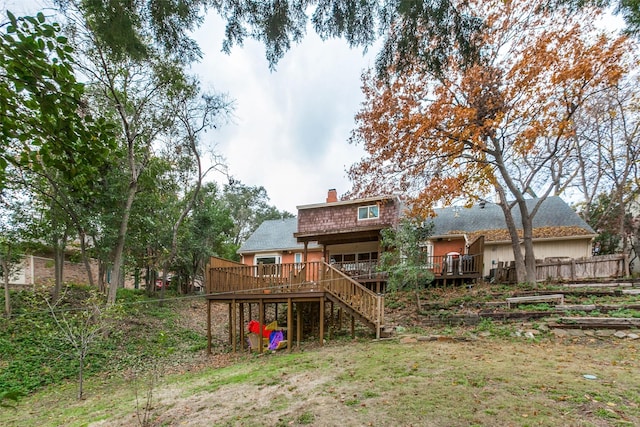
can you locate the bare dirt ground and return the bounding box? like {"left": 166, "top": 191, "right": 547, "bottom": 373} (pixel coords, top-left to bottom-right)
{"left": 87, "top": 332, "right": 639, "bottom": 427}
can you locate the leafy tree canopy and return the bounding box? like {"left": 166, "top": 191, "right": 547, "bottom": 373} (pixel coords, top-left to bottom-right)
{"left": 55, "top": 0, "right": 207, "bottom": 62}
{"left": 348, "top": 0, "right": 634, "bottom": 216}
{"left": 222, "top": 180, "right": 294, "bottom": 250}
{"left": 0, "top": 11, "right": 115, "bottom": 192}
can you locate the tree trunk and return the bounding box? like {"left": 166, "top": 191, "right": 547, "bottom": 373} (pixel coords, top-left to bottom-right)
{"left": 79, "top": 230, "right": 95, "bottom": 287}
{"left": 98, "top": 261, "right": 105, "bottom": 293}
{"left": 78, "top": 353, "right": 84, "bottom": 400}
{"left": 107, "top": 180, "right": 138, "bottom": 305}
{"left": 2, "top": 258, "right": 11, "bottom": 318}
{"left": 495, "top": 188, "right": 527, "bottom": 283}
{"left": 517, "top": 199, "right": 538, "bottom": 285}
{"left": 52, "top": 229, "right": 68, "bottom": 302}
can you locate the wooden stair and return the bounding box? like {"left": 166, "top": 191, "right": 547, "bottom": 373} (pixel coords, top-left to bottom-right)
{"left": 321, "top": 263, "right": 385, "bottom": 338}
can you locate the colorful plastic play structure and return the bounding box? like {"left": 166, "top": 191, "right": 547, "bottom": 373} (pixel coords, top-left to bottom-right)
{"left": 247, "top": 320, "right": 286, "bottom": 351}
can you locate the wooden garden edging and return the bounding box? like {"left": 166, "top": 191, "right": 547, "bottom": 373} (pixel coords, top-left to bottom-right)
{"left": 549, "top": 317, "right": 640, "bottom": 330}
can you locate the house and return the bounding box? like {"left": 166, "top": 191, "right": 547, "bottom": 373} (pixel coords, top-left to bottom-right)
{"left": 203, "top": 189, "right": 398, "bottom": 351}
{"left": 237, "top": 217, "right": 323, "bottom": 266}
{"left": 240, "top": 192, "right": 598, "bottom": 282}
{"left": 204, "top": 192, "right": 604, "bottom": 352}
{"left": 239, "top": 190, "right": 403, "bottom": 288}
{"left": 6, "top": 254, "right": 99, "bottom": 288}
{"left": 426, "top": 196, "right": 597, "bottom": 278}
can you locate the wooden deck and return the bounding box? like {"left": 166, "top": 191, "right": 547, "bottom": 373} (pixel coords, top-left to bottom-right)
{"left": 205, "top": 259, "right": 385, "bottom": 352}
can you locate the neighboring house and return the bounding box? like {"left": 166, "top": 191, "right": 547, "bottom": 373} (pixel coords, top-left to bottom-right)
{"left": 427, "top": 196, "right": 597, "bottom": 277}
{"left": 238, "top": 217, "right": 323, "bottom": 266}
{"left": 7, "top": 254, "right": 98, "bottom": 287}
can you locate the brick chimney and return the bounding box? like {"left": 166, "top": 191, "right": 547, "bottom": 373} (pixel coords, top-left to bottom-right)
{"left": 326, "top": 188, "right": 338, "bottom": 203}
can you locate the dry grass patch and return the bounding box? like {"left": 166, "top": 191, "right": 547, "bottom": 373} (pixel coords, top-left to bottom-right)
{"left": 2, "top": 333, "right": 639, "bottom": 427}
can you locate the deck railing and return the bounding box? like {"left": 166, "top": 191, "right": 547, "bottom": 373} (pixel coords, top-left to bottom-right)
{"left": 206, "top": 260, "right": 384, "bottom": 332}
{"left": 330, "top": 260, "right": 386, "bottom": 280}
{"left": 331, "top": 255, "right": 483, "bottom": 279}
{"left": 321, "top": 262, "right": 384, "bottom": 331}
{"left": 427, "top": 254, "right": 482, "bottom": 277}
{"left": 206, "top": 261, "right": 323, "bottom": 294}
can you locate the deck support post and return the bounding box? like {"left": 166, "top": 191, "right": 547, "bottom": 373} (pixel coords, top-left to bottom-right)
{"left": 227, "top": 303, "right": 233, "bottom": 345}
{"left": 239, "top": 302, "right": 245, "bottom": 351}
{"left": 319, "top": 297, "right": 325, "bottom": 346}
{"left": 328, "top": 301, "right": 334, "bottom": 339}
{"left": 231, "top": 299, "right": 237, "bottom": 352}
{"left": 296, "top": 304, "right": 302, "bottom": 347}
{"left": 259, "top": 298, "right": 265, "bottom": 354}
{"left": 350, "top": 315, "right": 355, "bottom": 339}
{"left": 287, "top": 298, "right": 293, "bottom": 351}
{"left": 207, "top": 299, "right": 212, "bottom": 355}
{"left": 375, "top": 295, "right": 381, "bottom": 340}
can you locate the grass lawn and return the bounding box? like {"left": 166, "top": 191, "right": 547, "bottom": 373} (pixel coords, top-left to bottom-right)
{"left": 2, "top": 333, "right": 639, "bottom": 427}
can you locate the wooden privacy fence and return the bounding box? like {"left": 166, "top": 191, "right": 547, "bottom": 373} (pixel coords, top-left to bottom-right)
{"left": 496, "top": 254, "right": 630, "bottom": 283}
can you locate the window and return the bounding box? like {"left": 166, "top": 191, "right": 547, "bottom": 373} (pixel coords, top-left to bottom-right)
{"left": 358, "top": 205, "right": 379, "bottom": 220}
{"left": 255, "top": 254, "right": 281, "bottom": 276}
{"left": 294, "top": 253, "right": 302, "bottom": 263}
{"left": 420, "top": 241, "right": 434, "bottom": 268}
{"left": 255, "top": 255, "right": 280, "bottom": 265}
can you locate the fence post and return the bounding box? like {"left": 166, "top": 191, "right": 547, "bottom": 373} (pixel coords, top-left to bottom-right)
{"left": 623, "top": 254, "right": 630, "bottom": 277}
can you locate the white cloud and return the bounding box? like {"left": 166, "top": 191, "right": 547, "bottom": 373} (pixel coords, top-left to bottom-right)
{"left": 190, "top": 14, "right": 376, "bottom": 213}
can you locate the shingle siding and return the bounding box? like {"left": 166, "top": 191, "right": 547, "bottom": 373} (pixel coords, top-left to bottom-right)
{"left": 298, "top": 198, "right": 399, "bottom": 235}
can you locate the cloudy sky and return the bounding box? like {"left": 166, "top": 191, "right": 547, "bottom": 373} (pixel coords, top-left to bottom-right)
{"left": 188, "top": 14, "right": 375, "bottom": 213}
{"left": 8, "top": 0, "right": 377, "bottom": 214}
{"left": 189, "top": 13, "right": 377, "bottom": 213}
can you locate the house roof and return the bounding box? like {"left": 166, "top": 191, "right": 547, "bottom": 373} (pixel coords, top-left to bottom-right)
{"left": 238, "top": 217, "right": 321, "bottom": 254}
{"left": 296, "top": 194, "right": 398, "bottom": 210}
{"left": 429, "top": 196, "right": 596, "bottom": 242}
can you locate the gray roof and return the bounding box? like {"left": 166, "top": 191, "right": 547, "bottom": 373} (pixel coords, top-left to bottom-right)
{"left": 238, "top": 217, "right": 320, "bottom": 254}
{"left": 429, "top": 196, "right": 595, "bottom": 236}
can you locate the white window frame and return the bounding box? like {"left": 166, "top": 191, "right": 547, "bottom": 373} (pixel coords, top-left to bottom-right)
{"left": 294, "top": 253, "right": 302, "bottom": 263}
{"left": 357, "top": 205, "right": 379, "bottom": 220}
{"left": 420, "top": 241, "right": 434, "bottom": 268}
{"left": 254, "top": 254, "right": 282, "bottom": 265}
{"left": 254, "top": 254, "right": 282, "bottom": 276}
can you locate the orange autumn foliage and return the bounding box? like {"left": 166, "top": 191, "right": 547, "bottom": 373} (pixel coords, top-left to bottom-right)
{"left": 348, "top": 0, "right": 634, "bottom": 217}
